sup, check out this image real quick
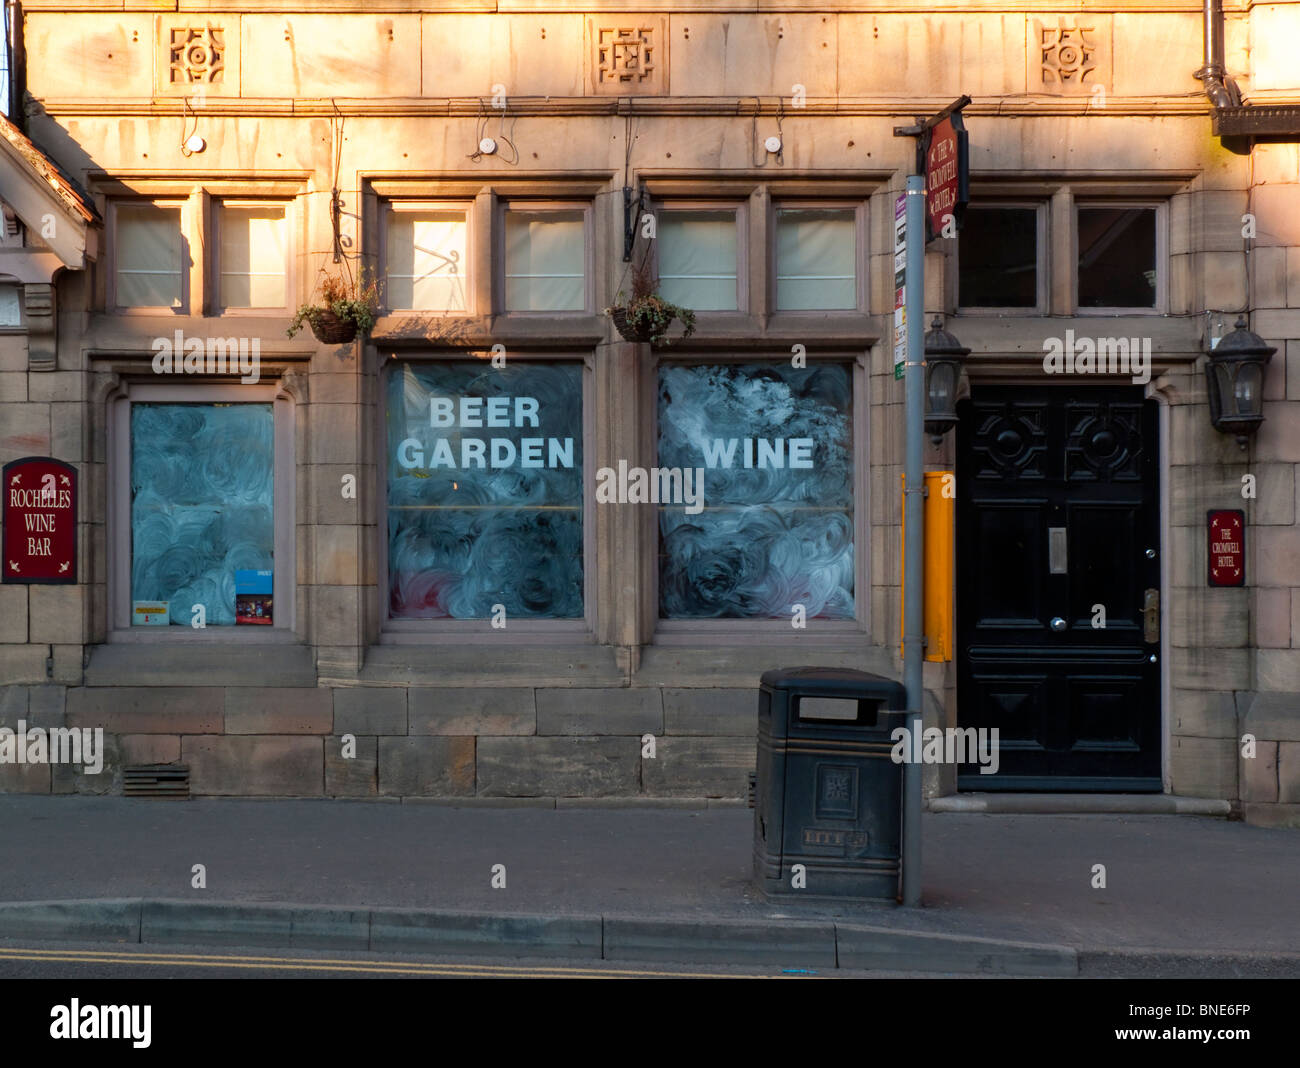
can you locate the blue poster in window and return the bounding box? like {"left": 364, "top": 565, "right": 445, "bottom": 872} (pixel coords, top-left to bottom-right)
{"left": 234, "top": 568, "right": 274, "bottom": 625}
{"left": 130, "top": 403, "right": 274, "bottom": 626}
{"left": 386, "top": 362, "right": 583, "bottom": 619}
{"left": 657, "top": 363, "right": 854, "bottom": 619}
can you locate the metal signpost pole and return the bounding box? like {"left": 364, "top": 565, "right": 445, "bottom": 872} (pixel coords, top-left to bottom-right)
{"left": 901, "top": 172, "right": 926, "bottom": 908}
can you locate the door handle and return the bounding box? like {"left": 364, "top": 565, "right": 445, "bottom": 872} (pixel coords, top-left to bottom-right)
{"left": 1143, "top": 588, "right": 1159, "bottom": 643}
{"left": 1050, "top": 616, "right": 1067, "bottom": 632}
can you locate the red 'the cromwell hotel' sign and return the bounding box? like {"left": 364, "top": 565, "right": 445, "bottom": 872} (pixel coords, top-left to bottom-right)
{"left": 1207, "top": 509, "right": 1245, "bottom": 587}
{"left": 923, "top": 111, "right": 969, "bottom": 244}
{"left": 3, "top": 457, "right": 77, "bottom": 584}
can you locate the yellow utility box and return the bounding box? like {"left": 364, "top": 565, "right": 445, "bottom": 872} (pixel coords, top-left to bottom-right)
{"left": 899, "top": 471, "right": 955, "bottom": 662}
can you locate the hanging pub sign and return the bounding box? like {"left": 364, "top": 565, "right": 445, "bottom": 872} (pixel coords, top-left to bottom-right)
{"left": 3, "top": 457, "right": 77, "bottom": 584}
{"left": 921, "top": 103, "right": 970, "bottom": 244}
{"left": 1207, "top": 509, "right": 1245, "bottom": 587}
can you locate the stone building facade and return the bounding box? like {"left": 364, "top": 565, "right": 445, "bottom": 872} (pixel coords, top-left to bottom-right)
{"left": 0, "top": 2, "right": 1297, "bottom": 823}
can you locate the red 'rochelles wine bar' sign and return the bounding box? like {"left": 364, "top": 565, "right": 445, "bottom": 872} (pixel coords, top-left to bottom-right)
{"left": 3, "top": 457, "right": 77, "bottom": 584}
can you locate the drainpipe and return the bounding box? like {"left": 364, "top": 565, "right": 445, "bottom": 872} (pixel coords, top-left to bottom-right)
{"left": 1195, "top": 0, "right": 1258, "bottom": 154}
{"left": 1197, "top": 1, "right": 1300, "bottom": 148}
{"left": 1195, "top": 0, "right": 1236, "bottom": 110}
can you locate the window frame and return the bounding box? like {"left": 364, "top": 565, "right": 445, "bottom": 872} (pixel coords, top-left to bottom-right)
{"left": 496, "top": 200, "right": 594, "bottom": 316}
{"left": 1073, "top": 199, "right": 1168, "bottom": 316}
{"left": 380, "top": 200, "right": 475, "bottom": 316}
{"left": 107, "top": 380, "right": 298, "bottom": 642}
{"left": 649, "top": 351, "right": 870, "bottom": 641}
{"left": 211, "top": 197, "right": 294, "bottom": 316}
{"left": 769, "top": 199, "right": 867, "bottom": 315}
{"left": 108, "top": 198, "right": 191, "bottom": 315}
{"left": 650, "top": 199, "right": 749, "bottom": 316}
{"left": 952, "top": 199, "right": 1049, "bottom": 316}
{"left": 377, "top": 350, "right": 596, "bottom": 641}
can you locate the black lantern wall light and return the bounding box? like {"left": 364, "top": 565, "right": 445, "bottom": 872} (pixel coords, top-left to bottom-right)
{"left": 923, "top": 317, "right": 970, "bottom": 445}
{"left": 1205, "top": 315, "right": 1275, "bottom": 448}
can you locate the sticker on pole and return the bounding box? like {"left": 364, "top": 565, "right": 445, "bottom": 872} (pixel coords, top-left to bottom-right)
{"left": 894, "top": 195, "right": 906, "bottom": 381}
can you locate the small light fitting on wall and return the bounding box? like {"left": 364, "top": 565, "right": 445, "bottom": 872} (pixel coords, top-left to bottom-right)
{"left": 1205, "top": 315, "right": 1275, "bottom": 449}
{"left": 923, "top": 316, "right": 970, "bottom": 446}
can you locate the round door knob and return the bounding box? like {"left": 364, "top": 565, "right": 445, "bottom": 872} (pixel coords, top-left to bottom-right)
{"left": 1149, "top": 654, "right": 1157, "bottom": 663}
{"left": 1145, "top": 548, "right": 1156, "bottom": 559}
{"left": 1050, "top": 616, "right": 1067, "bottom": 632}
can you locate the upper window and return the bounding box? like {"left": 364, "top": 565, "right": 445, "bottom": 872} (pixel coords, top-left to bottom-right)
{"left": 217, "top": 203, "right": 287, "bottom": 309}
{"left": 657, "top": 209, "right": 739, "bottom": 311}
{"left": 774, "top": 207, "right": 858, "bottom": 311}
{"left": 957, "top": 204, "right": 1043, "bottom": 310}
{"left": 385, "top": 206, "right": 469, "bottom": 312}
{"left": 114, "top": 203, "right": 184, "bottom": 309}
{"left": 503, "top": 207, "right": 586, "bottom": 311}
{"left": 1077, "top": 205, "right": 1158, "bottom": 309}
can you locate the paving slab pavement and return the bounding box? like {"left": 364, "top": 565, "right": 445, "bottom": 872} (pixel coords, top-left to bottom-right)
{"left": 0, "top": 797, "right": 1295, "bottom": 975}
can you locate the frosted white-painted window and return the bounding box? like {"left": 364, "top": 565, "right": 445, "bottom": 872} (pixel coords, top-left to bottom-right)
{"left": 775, "top": 208, "right": 857, "bottom": 310}
{"left": 115, "top": 204, "right": 183, "bottom": 308}
{"left": 219, "top": 204, "right": 287, "bottom": 308}
{"left": 504, "top": 209, "right": 585, "bottom": 311}
{"left": 386, "top": 210, "right": 468, "bottom": 311}
{"left": 0, "top": 284, "right": 20, "bottom": 326}
{"left": 658, "top": 211, "right": 737, "bottom": 310}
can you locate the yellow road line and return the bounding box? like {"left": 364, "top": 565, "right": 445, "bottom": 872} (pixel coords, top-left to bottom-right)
{"left": 0, "top": 946, "right": 792, "bottom": 979}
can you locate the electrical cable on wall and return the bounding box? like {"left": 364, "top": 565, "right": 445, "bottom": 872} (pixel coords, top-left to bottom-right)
{"left": 751, "top": 96, "right": 785, "bottom": 166}
{"left": 179, "top": 95, "right": 204, "bottom": 156}
{"left": 468, "top": 97, "right": 519, "bottom": 164}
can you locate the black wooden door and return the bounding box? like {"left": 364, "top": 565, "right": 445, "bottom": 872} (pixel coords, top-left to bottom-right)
{"left": 955, "top": 386, "right": 1161, "bottom": 791}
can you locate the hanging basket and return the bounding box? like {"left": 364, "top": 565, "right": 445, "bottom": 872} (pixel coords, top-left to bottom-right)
{"left": 309, "top": 309, "right": 358, "bottom": 345}
{"left": 609, "top": 307, "right": 658, "bottom": 344}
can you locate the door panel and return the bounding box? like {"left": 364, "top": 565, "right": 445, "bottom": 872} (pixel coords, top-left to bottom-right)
{"left": 974, "top": 503, "right": 1044, "bottom": 625}
{"left": 956, "top": 386, "right": 1161, "bottom": 791}
{"left": 1068, "top": 503, "right": 1143, "bottom": 631}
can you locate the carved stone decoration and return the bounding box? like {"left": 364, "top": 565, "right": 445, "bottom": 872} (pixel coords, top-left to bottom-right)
{"left": 1031, "top": 17, "right": 1112, "bottom": 95}
{"left": 168, "top": 25, "right": 225, "bottom": 85}
{"left": 599, "top": 26, "right": 655, "bottom": 86}
{"left": 587, "top": 16, "right": 668, "bottom": 95}
{"left": 23, "top": 283, "right": 55, "bottom": 372}
{"left": 155, "top": 16, "right": 239, "bottom": 95}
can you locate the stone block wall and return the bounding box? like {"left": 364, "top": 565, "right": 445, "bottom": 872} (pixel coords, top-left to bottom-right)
{"left": 0, "top": 683, "right": 758, "bottom": 800}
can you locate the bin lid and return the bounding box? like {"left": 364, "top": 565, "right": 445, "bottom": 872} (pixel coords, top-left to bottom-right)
{"left": 759, "top": 666, "right": 906, "bottom": 706}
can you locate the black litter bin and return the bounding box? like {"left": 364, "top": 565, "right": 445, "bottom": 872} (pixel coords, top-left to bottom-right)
{"left": 753, "top": 667, "right": 908, "bottom": 901}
